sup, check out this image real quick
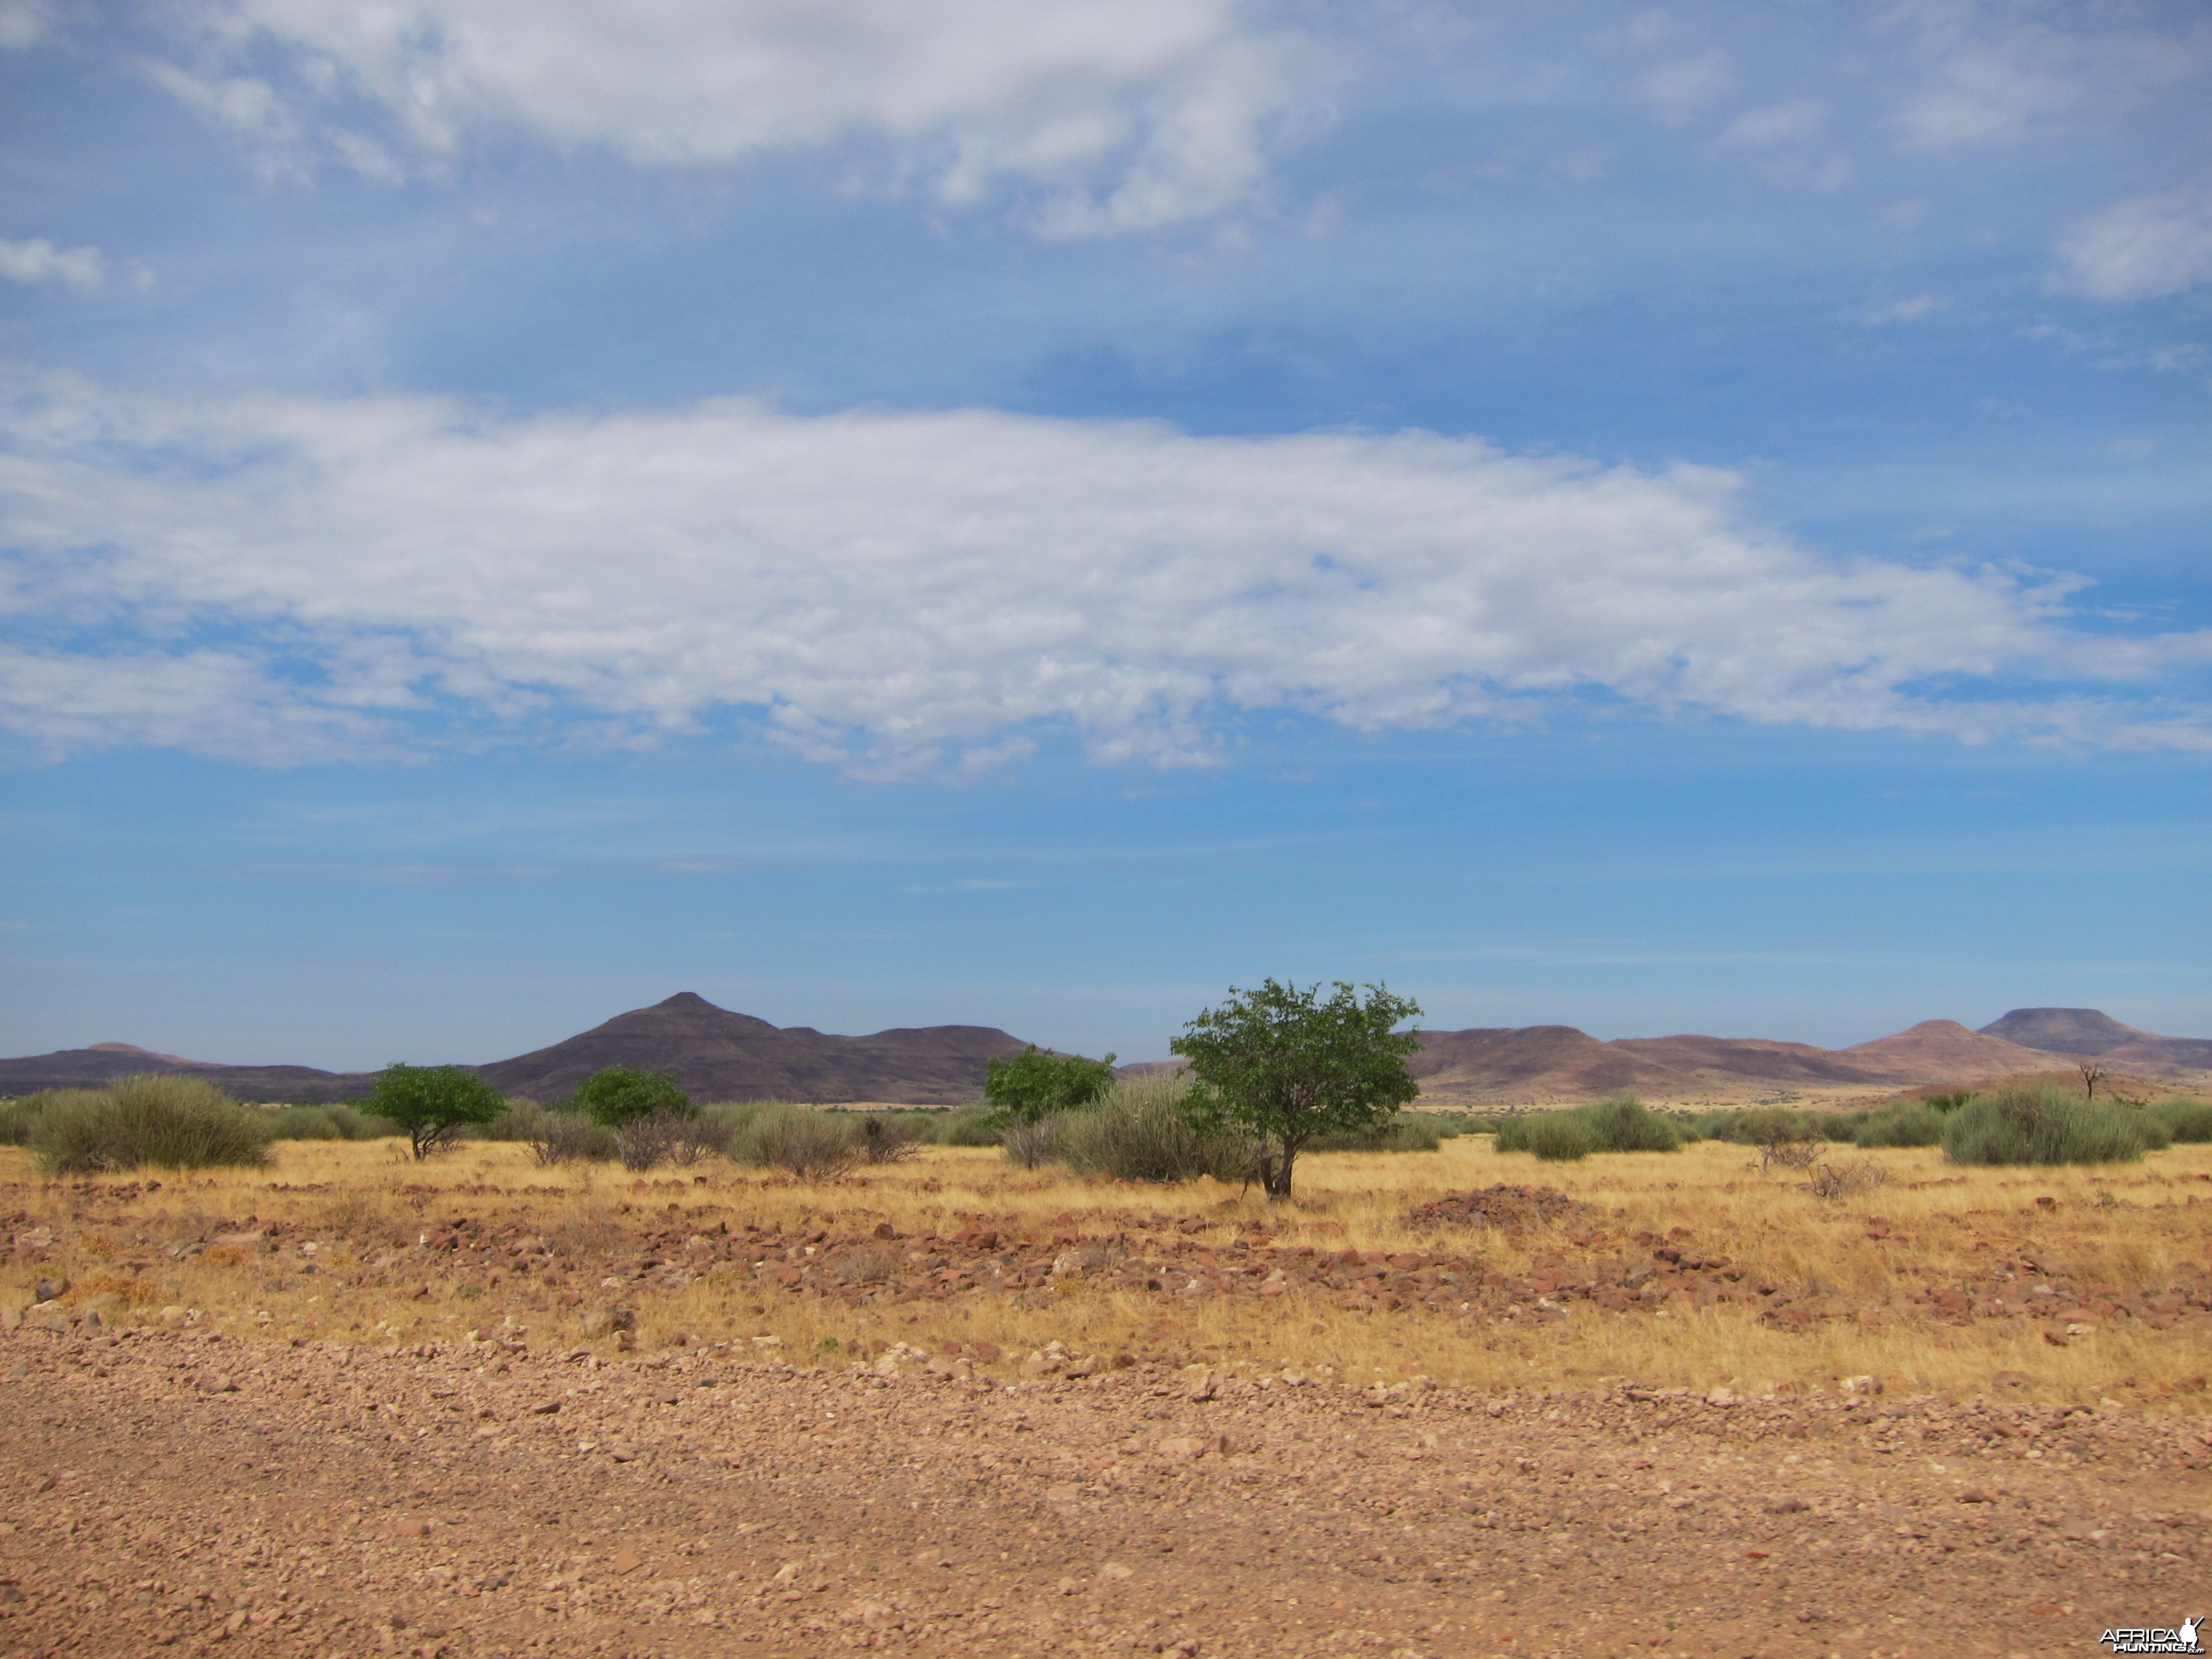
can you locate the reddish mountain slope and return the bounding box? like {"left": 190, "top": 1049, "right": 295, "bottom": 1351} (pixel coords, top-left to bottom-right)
{"left": 1837, "top": 1020, "right": 2060, "bottom": 1081}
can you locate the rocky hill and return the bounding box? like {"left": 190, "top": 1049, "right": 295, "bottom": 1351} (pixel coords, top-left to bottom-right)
{"left": 0, "top": 994, "right": 1028, "bottom": 1105}
{"left": 1406, "top": 1010, "right": 2208, "bottom": 1106}
{"left": 472, "top": 993, "right": 1028, "bottom": 1104}
{"left": 1979, "top": 1008, "right": 2212, "bottom": 1075}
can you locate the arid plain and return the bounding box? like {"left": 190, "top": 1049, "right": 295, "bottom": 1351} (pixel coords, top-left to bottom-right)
{"left": 3, "top": 1131, "right": 2210, "bottom": 1659}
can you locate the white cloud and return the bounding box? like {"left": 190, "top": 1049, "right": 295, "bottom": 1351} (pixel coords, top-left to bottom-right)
{"left": 142, "top": 61, "right": 315, "bottom": 183}
{"left": 0, "top": 0, "right": 52, "bottom": 49}
{"left": 1855, "top": 293, "right": 1943, "bottom": 324}
{"left": 2057, "top": 190, "right": 2212, "bottom": 301}
{"left": 155, "top": 0, "right": 1327, "bottom": 234}
{"left": 0, "top": 238, "right": 106, "bottom": 291}
{"left": 1, "top": 375, "right": 2207, "bottom": 771}
{"left": 1640, "top": 52, "right": 1732, "bottom": 126}
{"left": 0, "top": 645, "right": 386, "bottom": 763}
{"left": 1889, "top": 1, "right": 2211, "bottom": 151}
{"left": 1719, "top": 100, "right": 1825, "bottom": 148}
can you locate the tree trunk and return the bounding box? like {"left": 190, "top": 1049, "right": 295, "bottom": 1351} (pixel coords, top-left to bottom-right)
{"left": 1265, "top": 1143, "right": 1297, "bottom": 1200}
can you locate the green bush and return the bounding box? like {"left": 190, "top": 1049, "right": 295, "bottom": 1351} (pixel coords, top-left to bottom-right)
{"left": 1307, "top": 1110, "right": 1467, "bottom": 1151}
{"left": 929, "top": 1105, "right": 1002, "bottom": 1146}
{"left": 1942, "top": 1083, "right": 2152, "bottom": 1166}
{"left": 29, "top": 1074, "right": 271, "bottom": 1174}
{"left": 516, "top": 1104, "right": 618, "bottom": 1165}
{"left": 1495, "top": 1094, "right": 1677, "bottom": 1159}
{"left": 264, "top": 1103, "right": 385, "bottom": 1141}
{"left": 2151, "top": 1098, "right": 2212, "bottom": 1144}
{"left": 1853, "top": 1102, "right": 1946, "bottom": 1148}
{"left": 1498, "top": 1112, "right": 1600, "bottom": 1161}
{"left": 1692, "top": 1107, "right": 1809, "bottom": 1146}
{"left": 984, "top": 1046, "right": 1117, "bottom": 1125}
{"left": 1, "top": 1090, "right": 89, "bottom": 1146}
{"left": 571, "top": 1067, "right": 694, "bottom": 1127}
{"left": 1580, "top": 1093, "right": 1682, "bottom": 1152}
{"left": 470, "top": 1098, "right": 552, "bottom": 1141}
{"left": 615, "top": 1105, "right": 731, "bottom": 1171}
{"left": 729, "top": 1104, "right": 860, "bottom": 1178}
{"left": 1054, "top": 1080, "right": 1256, "bottom": 1184}
{"left": 1309, "top": 1115, "right": 1439, "bottom": 1152}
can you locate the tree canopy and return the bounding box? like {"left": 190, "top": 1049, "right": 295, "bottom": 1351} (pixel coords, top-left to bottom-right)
{"left": 983, "top": 1045, "right": 1118, "bottom": 1125}
{"left": 1172, "top": 979, "right": 1422, "bottom": 1199}
{"left": 571, "top": 1066, "right": 694, "bottom": 1127}
{"left": 366, "top": 1063, "right": 506, "bottom": 1159}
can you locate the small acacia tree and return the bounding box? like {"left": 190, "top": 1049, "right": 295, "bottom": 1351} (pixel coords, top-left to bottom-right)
{"left": 1172, "top": 979, "right": 1422, "bottom": 1199}
{"left": 983, "top": 1045, "right": 1117, "bottom": 1126}
{"left": 571, "top": 1066, "right": 694, "bottom": 1127}
{"left": 367, "top": 1063, "right": 506, "bottom": 1159}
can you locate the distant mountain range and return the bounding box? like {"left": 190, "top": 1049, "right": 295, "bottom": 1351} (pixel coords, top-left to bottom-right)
{"left": 0, "top": 997, "right": 2203, "bottom": 1107}
{"left": 0, "top": 994, "right": 1028, "bottom": 1105}
{"left": 1405, "top": 1011, "right": 2210, "bottom": 1105}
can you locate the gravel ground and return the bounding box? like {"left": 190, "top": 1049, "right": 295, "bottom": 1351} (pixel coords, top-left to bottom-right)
{"left": 2, "top": 1323, "right": 2207, "bottom": 1659}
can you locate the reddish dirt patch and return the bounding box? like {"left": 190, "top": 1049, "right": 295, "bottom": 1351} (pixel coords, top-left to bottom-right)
{"left": 2, "top": 1322, "right": 2209, "bottom": 1657}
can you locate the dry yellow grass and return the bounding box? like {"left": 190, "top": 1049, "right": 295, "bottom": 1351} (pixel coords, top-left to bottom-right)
{"left": 6, "top": 1133, "right": 2209, "bottom": 1409}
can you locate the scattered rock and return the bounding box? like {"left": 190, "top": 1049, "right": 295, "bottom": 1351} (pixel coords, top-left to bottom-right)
{"left": 579, "top": 1306, "right": 636, "bottom": 1341}
{"left": 32, "top": 1278, "right": 67, "bottom": 1304}
{"left": 1404, "top": 1185, "right": 1594, "bottom": 1231}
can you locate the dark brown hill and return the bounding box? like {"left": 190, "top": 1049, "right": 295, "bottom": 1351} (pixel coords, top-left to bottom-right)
{"left": 472, "top": 993, "right": 1028, "bottom": 1104}
{"left": 0, "top": 1044, "right": 370, "bottom": 1103}
{"left": 1978, "top": 1008, "right": 2212, "bottom": 1074}
{"left": 1979, "top": 1008, "right": 2152, "bottom": 1055}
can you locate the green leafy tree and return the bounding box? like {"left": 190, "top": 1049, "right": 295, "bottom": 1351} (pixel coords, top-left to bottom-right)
{"left": 571, "top": 1066, "right": 694, "bottom": 1127}
{"left": 983, "top": 1046, "right": 1118, "bottom": 1126}
{"left": 1172, "top": 979, "right": 1422, "bottom": 1199}
{"left": 367, "top": 1063, "right": 506, "bottom": 1159}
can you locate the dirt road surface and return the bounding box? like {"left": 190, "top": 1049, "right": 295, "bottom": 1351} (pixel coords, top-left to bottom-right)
{"left": 1, "top": 1323, "right": 2205, "bottom": 1659}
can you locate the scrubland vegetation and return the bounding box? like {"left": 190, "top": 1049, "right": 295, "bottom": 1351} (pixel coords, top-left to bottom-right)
{"left": 4, "top": 1067, "right": 2210, "bottom": 1407}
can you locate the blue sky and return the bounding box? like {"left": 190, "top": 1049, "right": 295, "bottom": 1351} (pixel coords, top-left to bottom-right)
{"left": 2, "top": 0, "right": 2208, "bottom": 1068}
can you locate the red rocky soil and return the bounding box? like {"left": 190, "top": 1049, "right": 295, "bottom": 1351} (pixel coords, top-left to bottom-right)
{"left": 3, "top": 1321, "right": 2209, "bottom": 1659}
{"left": 10, "top": 1183, "right": 2212, "bottom": 1343}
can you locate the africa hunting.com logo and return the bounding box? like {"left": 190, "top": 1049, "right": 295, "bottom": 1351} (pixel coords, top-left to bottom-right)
{"left": 2100, "top": 1617, "right": 2202, "bottom": 1655}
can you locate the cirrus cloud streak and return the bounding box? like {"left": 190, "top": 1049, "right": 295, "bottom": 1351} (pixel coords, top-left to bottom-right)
{"left": 1, "top": 375, "right": 2207, "bottom": 772}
